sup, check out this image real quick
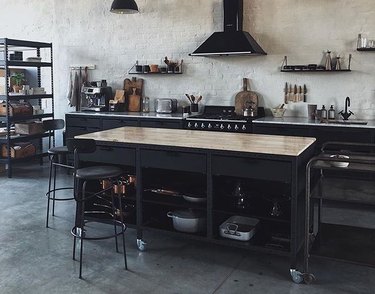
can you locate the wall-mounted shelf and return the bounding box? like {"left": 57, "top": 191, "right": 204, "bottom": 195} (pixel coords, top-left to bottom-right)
{"left": 128, "top": 59, "right": 183, "bottom": 75}
{"left": 280, "top": 55, "right": 352, "bottom": 73}
{"left": 128, "top": 71, "right": 183, "bottom": 75}
{"left": 357, "top": 48, "right": 375, "bottom": 52}
{"left": 281, "top": 68, "right": 351, "bottom": 73}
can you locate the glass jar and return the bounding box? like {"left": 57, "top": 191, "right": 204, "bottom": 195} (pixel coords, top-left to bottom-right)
{"left": 142, "top": 96, "right": 150, "bottom": 113}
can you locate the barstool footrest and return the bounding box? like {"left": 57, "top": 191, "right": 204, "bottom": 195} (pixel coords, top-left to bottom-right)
{"left": 71, "top": 221, "right": 127, "bottom": 241}
{"left": 46, "top": 187, "right": 74, "bottom": 201}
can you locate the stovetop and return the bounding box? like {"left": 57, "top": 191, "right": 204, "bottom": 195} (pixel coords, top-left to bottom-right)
{"left": 188, "top": 113, "right": 249, "bottom": 121}
{"left": 185, "top": 106, "right": 265, "bottom": 133}
{"left": 187, "top": 106, "right": 264, "bottom": 121}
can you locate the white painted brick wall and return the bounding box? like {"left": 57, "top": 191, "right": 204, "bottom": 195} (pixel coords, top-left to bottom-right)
{"left": 0, "top": 0, "right": 375, "bottom": 119}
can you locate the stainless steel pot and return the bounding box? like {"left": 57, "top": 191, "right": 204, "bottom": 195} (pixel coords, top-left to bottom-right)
{"left": 167, "top": 210, "right": 206, "bottom": 233}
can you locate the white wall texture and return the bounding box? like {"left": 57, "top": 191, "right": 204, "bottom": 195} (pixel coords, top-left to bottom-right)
{"left": 0, "top": 0, "right": 375, "bottom": 119}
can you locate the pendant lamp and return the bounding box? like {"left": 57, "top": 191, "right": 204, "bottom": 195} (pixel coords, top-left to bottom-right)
{"left": 110, "top": 0, "right": 139, "bottom": 14}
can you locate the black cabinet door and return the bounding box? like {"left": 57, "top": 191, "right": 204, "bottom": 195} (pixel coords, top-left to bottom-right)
{"left": 253, "top": 124, "right": 309, "bottom": 137}
{"left": 310, "top": 127, "right": 372, "bottom": 152}
{"left": 65, "top": 115, "right": 102, "bottom": 139}
{"left": 102, "top": 118, "right": 139, "bottom": 130}
{"left": 139, "top": 120, "right": 182, "bottom": 129}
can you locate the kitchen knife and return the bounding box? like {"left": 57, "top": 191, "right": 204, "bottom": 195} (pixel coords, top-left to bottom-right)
{"left": 303, "top": 84, "right": 307, "bottom": 102}
{"left": 289, "top": 84, "right": 292, "bottom": 103}
{"left": 284, "top": 82, "right": 288, "bottom": 104}
{"left": 294, "top": 84, "right": 297, "bottom": 102}
{"left": 298, "top": 85, "right": 302, "bottom": 102}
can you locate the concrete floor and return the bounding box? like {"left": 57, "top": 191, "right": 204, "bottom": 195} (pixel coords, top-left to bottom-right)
{"left": 0, "top": 163, "right": 375, "bottom": 294}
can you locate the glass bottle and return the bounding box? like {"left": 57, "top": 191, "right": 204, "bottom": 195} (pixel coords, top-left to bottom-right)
{"left": 357, "top": 34, "right": 362, "bottom": 49}
{"left": 321, "top": 105, "right": 328, "bottom": 119}
{"left": 142, "top": 96, "right": 150, "bottom": 113}
{"left": 328, "top": 105, "right": 335, "bottom": 119}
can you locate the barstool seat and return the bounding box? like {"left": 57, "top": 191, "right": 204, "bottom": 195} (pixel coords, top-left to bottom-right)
{"left": 48, "top": 146, "right": 69, "bottom": 155}
{"left": 76, "top": 166, "right": 122, "bottom": 180}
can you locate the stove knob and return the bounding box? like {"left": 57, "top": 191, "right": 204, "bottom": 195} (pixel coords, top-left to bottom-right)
{"left": 227, "top": 124, "right": 232, "bottom": 130}
{"left": 220, "top": 124, "right": 225, "bottom": 130}
{"left": 234, "top": 124, "right": 239, "bottom": 131}
{"left": 208, "top": 123, "right": 212, "bottom": 129}
{"left": 242, "top": 125, "right": 247, "bottom": 131}
{"left": 194, "top": 123, "right": 199, "bottom": 128}
{"left": 187, "top": 122, "right": 192, "bottom": 128}
{"left": 201, "top": 123, "right": 205, "bottom": 129}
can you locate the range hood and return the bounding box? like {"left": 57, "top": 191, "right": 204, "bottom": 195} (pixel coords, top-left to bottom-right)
{"left": 190, "top": 0, "right": 266, "bottom": 56}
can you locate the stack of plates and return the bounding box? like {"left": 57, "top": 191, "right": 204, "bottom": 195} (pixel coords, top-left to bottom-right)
{"left": 26, "top": 57, "right": 42, "bottom": 62}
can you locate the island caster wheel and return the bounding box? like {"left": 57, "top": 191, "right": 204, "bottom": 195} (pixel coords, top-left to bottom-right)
{"left": 303, "top": 273, "right": 316, "bottom": 284}
{"left": 290, "top": 269, "right": 304, "bottom": 284}
{"left": 137, "top": 239, "right": 147, "bottom": 251}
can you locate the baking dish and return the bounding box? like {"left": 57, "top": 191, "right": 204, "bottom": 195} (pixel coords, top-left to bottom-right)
{"left": 219, "top": 216, "right": 259, "bottom": 241}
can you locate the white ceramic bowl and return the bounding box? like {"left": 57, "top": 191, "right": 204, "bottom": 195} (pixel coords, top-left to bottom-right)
{"left": 329, "top": 154, "right": 350, "bottom": 167}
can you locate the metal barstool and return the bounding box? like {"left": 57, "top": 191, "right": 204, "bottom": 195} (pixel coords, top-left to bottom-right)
{"left": 67, "top": 138, "right": 128, "bottom": 279}
{"left": 44, "top": 119, "right": 74, "bottom": 228}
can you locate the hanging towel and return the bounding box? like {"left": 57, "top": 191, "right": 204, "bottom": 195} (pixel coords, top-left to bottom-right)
{"left": 67, "top": 70, "right": 73, "bottom": 106}
{"left": 67, "top": 70, "right": 80, "bottom": 108}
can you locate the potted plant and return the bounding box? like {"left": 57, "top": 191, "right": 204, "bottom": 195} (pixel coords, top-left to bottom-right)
{"left": 10, "top": 72, "right": 25, "bottom": 93}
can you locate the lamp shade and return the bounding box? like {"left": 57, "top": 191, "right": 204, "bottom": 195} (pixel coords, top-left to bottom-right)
{"left": 110, "top": 0, "right": 139, "bottom": 14}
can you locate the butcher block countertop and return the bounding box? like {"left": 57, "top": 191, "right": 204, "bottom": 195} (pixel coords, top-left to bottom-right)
{"left": 77, "top": 127, "right": 316, "bottom": 157}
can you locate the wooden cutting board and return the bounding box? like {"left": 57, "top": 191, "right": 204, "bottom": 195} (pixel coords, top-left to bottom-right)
{"left": 128, "top": 88, "right": 141, "bottom": 112}
{"left": 234, "top": 78, "right": 259, "bottom": 115}
{"left": 124, "top": 77, "right": 143, "bottom": 111}
{"left": 124, "top": 77, "right": 143, "bottom": 96}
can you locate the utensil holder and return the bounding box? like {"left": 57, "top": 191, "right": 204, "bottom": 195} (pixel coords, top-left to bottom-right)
{"left": 190, "top": 103, "right": 198, "bottom": 113}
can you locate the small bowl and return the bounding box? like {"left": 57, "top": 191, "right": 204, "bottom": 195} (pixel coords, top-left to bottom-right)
{"left": 271, "top": 108, "right": 286, "bottom": 118}
{"left": 329, "top": 155, "right": 350, "bottom": 167}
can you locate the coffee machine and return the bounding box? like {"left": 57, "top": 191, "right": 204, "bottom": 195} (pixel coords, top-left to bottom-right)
{"left": 80, "top": 86, "right": 112, "bottom": 112}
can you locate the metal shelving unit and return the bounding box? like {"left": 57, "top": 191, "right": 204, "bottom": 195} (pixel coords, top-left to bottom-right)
{"left": 0, "top": 38, "right": 54, "bottom": 177}
{"left": 300, "top": 141, "right": 375, "bottom": 284}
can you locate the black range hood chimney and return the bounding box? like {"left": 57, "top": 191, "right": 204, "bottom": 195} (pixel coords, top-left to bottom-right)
{"left": 190, "top": 0, "right": 266, "bottom": 56}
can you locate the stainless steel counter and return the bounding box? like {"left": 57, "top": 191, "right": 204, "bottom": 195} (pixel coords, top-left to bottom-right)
{"left": 253, "top": 117, "right": 375, "bottom": 129}
{"left": 67, "top": 111, "right": 185, "bottom": 120}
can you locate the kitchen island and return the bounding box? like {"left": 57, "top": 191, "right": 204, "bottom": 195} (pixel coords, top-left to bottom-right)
{"left": 76, "top": 127, "right": 316, "bottom": 281}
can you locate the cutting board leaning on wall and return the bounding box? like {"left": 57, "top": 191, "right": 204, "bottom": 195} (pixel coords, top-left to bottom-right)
{"left": 124, "top": 77, "right": 143, "bottom": 112}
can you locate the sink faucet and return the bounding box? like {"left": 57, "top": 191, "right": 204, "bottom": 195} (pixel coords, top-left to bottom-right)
{"left": 338, "top": 96, "right": 354, "bottom": 120}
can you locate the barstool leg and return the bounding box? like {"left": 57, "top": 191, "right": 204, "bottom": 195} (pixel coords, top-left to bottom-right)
{"left": 110, "top": 187, "right": 119, "bottom": 253}
{"left": 52, "top": 157, "right": 57, "bottom": 216}
{"left": 118, "top": 193, "right": 127, "bottom": 270}
{"left": 46, "top": 156, "right": 54, "bottom": 228}
{"left": 79, "top": 180, "right": 87, "bottom": 279}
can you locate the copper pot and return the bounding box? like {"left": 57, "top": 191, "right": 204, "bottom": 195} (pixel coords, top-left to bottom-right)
{"left": 114, "top": 183, "right": 126, "bottom": 195}
{"left": 101, "top": 179, "right": 111, "bottom": 190}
